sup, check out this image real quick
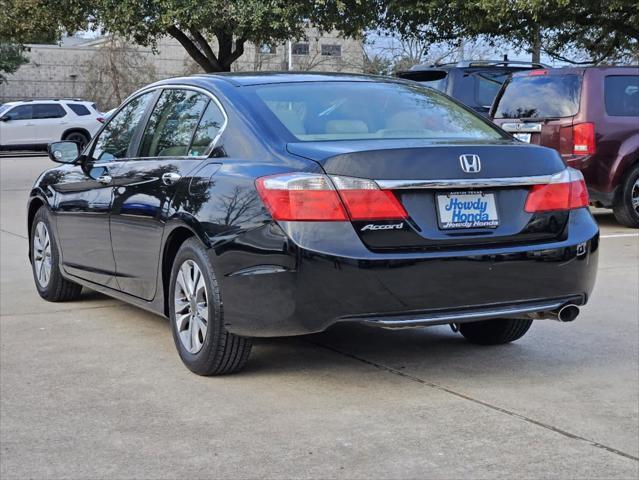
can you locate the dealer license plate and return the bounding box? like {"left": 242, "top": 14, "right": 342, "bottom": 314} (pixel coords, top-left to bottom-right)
{"left": 436, "top": 192, "right": 499, "bottom": 229}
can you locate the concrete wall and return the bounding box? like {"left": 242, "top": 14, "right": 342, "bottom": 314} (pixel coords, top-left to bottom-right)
{"left": 0, "top": 30, "right": 364, "bottom": 110}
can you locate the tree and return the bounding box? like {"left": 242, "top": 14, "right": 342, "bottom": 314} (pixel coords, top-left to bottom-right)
{"left": 383, "top": 0, "right": 639, "bottom": 64}
{"left": 0, "top": 43, "right": 28, "bottom": 83}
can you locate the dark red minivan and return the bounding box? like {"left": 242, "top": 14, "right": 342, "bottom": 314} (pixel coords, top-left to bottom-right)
{"left": 491, "top": 67, "right": 639, "bottom": 227}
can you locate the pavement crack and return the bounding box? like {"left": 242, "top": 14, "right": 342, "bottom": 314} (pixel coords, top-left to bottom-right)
{"left": 310, "top": 340, "right": 639, "bottom": 463}
{"left": 1, "top": 303, "right": 128, "bottom": 317}
{"left": 0, "top": 229, "right": 27, "bottom": 239}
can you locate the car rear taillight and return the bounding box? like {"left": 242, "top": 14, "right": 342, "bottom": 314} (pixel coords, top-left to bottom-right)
{"left": 527, "top": 69, "right": 548, "bottom": 76}
{"left": 572, "top": 122, "right": 595, "bottom": 155}
{"left": 524, "top": 169, "right": 589, "bottom": 213}
{"left": 255, "top": 173, "right": 407, "bottom": 221}
{"left": 97, "top": 117, "right": 106, "bottom": 123}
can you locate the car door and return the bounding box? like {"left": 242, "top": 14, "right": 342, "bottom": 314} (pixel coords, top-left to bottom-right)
{"left": 0, "top": 104, "right": 34, "bottom": 145}
{"left": 52, "top": 91, "right": 156, "bottom": 287}
{"left": 31, "top": 103, "right": 68, "bottom": 144}
{"left": 109, "top": 88, "right": 226, "bottom": 300}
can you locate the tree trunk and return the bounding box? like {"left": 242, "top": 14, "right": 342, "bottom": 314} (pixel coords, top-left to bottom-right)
{"left": 531, "top": 28, "right": 541, "bottom": 64}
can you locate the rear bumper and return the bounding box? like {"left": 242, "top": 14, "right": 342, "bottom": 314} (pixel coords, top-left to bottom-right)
{"left": 215, "top": 208, "right": 599, "bottom": 337}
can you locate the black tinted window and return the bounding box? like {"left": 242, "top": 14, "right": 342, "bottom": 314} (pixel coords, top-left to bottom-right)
{"left": 605, "top": 75, "right": 639, "bottom": 117}
{"left": 494, "top": 73, "right": 582, "bottom": 119}
{"left": 92, "top": 92, "right": 153, "bottom": 161}
{"left": 292, "top": 43, "right": 309, "bottom": 55}
{"left": 139, "top": 89, "right": 209, "bottom": 157}
{"left": 5, "top": 105, "right": 32, "bottom": 120}
{"left": 67, "top": 103, "right": 91, "bottom": 116}
{"left": 188, "top": 101, "right": 226, "bottom": 156}
{"left": 33, "top": 104, "right": 66, "bottom": 119}
{"left": 321, "top": 44, "right": 341, "bottom": 57}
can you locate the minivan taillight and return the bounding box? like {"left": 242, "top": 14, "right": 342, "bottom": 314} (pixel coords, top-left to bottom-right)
{"left": 255, "top": 173, "right": 407, "bottom": 221}
{"left": 524, "top": 169, "right": 589, "bottom": 212}
{"left": 572, "top": 122, "right": 595, "bottom": 155}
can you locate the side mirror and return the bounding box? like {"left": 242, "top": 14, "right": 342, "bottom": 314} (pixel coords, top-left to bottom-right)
{"left": 48, "top": 141, "right": 80, "bottom": 164}
{"left": 0, "top": 115, "right": 10, "bottom": 122}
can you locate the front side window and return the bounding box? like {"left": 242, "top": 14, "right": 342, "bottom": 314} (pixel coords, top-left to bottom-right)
{"left": 139, "top": 89, "right": 209, "bottom": 157}
{"left": 188, "top": 100, "right": 226, "bottom": 156}
{"left": 494, "top": 73, "right": 582, "bottom": 119}
{"left": 5, "top": 105, "right": 33, "bottom": 120}
{"left": 33, "top": 104, "right": 66, "bottom": 119}
{"left": 92, "top": 92, "right": 154, "bottom": 162}
{"left": 605, "top": 75, "right": 639, "bottom": 117}
{"left": 252, "top": 81, "right": 503, "bottom": 141}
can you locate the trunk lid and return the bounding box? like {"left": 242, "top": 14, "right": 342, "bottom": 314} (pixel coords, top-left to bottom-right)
{"left": 287, "top": 140, "right": 570, "bottom": 251}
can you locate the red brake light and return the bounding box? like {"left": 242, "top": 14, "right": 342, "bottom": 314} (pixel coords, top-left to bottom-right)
{"left": 524, "top": 169, "right": 589, "bottom": 213}
{"left": 255, "top": 174, "right": 347, "bottom": 221}
{"left": 97, "top": 117, "right": 106, "bottom": 123}
{"left": 255, "top": 173, "right": 407, "bottom": 222}
{"left": 572, "top": 122, "right": 595, "bottom": 155}
{"left": 527, "top": 69, "right": 548, "bottom": 76}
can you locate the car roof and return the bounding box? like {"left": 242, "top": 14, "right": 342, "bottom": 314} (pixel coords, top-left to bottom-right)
{"left": 2, "top": 98, "right": 93, "bottom": 106}
{"left": 189, "top": 72, "right": 405, "bottom": 87}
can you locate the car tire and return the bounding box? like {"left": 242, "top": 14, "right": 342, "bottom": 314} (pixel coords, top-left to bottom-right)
{"left": 612, "top": 164, "right": 639, "bottom": 228}
{"left": 458, "top": 318, "right": 533, "bottom": 345}
{"left": 63, "top": 131, "right": 90, "bottom": 150}
{"left": 31, "top": 206, "right": 83, "bottom": 302}
{"left": 169, "top": 237, "right": 252, "bottom": 375}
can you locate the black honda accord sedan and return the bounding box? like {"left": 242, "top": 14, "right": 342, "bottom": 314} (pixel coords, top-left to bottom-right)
{"left": 28, "top": 73, "right": 598, "bottom": 375}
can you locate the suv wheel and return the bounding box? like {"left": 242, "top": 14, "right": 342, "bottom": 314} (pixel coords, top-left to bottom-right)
{"left": 458, "top": 318, "right": 533, "bottom": 345}
{"left": 168, "top": 238, "right": 252, "bottom": 375}
{"left": 613, "top": 164, "right": 639, "bottom": 228}
{"left": 63, "top": 131, "right": 90, "bottom": 150}
{"left": 31, "top": 207, "right": 83, "bottom": 301}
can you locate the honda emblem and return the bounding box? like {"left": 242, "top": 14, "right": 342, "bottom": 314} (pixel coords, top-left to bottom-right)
{"left": 459, "top": 154, "right": 481, "bottom": 173}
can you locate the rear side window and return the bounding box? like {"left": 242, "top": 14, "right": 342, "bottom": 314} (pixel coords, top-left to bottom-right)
{"left": 188, "top": 100, "right": 226, "bottom": 156}
{"left": 494, "top": 73, "right": 582, "bottom": 119}
{"left": 5, "top": 105, "right": 32, "bottom": 120}
{"left": 92, "top": 92, "right": 154, "bottom": 161}
{"left": 67, "top": 103, "right": 91, "bottom": 116}
{"left": 605, "top": 75, "right": 639, "bottom": 116}
{"left": 33, "top": 104, "right": 66, "bottom": 119}
{"left": 139, "top": 89, "right": 209, "bottom": 157}
{"left": 253, "top": 81, "right": 503, "bottom": 141}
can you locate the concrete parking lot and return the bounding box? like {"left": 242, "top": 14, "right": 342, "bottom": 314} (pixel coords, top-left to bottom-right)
{"left": 1, "top": 155, "right": 638, "bottom": 479}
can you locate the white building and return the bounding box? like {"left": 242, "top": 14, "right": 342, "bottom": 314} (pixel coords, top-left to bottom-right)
{"left": 0, "top": 30, "right": 364, "bottom": 109}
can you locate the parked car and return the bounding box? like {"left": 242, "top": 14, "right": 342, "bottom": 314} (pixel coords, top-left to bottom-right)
{"left": 28, "top": 73, "right": 598, "bottom": 375}
{"left": 397, "top": 59, "right": 548, "bottom": 115}
{"left": 0, "top": 98, "right": 104, "bottom": 150}
{"left": 491, "top": 66, "right": 639, "bottom": 227}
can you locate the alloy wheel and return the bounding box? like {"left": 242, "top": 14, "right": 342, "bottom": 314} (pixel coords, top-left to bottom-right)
{"left": 632, "top": 177, "right": 639, "bottom": 215}
{"left": 174, "top": 259, "right": 208, "bottom": 354}
{"left": 33, "top": 221, "right": 52, "bottom": 288}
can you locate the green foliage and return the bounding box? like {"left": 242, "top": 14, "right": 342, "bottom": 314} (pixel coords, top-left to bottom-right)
{"left": 0, "top": 43, "right": 28, "bottom": 83}
{"left": 383, "top": 0, "right": 639, "bottom": 64}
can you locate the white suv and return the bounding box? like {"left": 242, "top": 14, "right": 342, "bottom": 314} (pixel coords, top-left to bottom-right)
{"left": 0, "top": 99, "right": 104, "bottom": 150}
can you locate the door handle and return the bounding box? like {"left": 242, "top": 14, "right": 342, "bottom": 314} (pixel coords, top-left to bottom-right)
{"left": 162, "top": 172, "right": 182, "bottom": 186}
{"left": 97, "top": 174, "right": 112, "bottom": 185}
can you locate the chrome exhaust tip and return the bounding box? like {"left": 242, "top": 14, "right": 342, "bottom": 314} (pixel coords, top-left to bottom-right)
{"left": 557, "top": 304, "right": 580, "bottom": 322}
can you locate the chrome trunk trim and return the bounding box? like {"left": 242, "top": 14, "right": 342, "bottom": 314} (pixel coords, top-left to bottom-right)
{"left": 375, "top": 174, "right": 558, "bottom": 190}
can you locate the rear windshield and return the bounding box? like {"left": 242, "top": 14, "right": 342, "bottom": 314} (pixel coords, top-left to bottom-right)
{"left": 252, "top": 81, "right": 503, "bottom": 141}
{"left": 494, "top": 73, "right": 582, "bottom": 119}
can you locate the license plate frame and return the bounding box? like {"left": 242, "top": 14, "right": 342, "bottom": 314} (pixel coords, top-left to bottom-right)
{"left": 436, "top": 191, "right": 499, "bottom": 230}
